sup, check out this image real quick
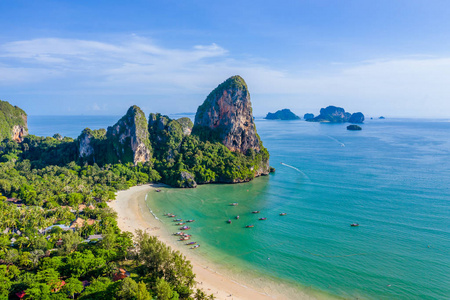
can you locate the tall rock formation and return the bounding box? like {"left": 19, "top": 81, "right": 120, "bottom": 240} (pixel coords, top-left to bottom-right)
{"left": 77, "top": 128, "right": 107, "bottom": 164}
{"left": 106, "top": 106, "right": 152, "bottom": 164}
{"left": 193, "top": 75, "right": 261, "bottom": 154}
{"left": 0, "top": 100, "right": 28, "bottom": 142}
{"left": 192, "top": 75, "right": 269, "bottom": 177}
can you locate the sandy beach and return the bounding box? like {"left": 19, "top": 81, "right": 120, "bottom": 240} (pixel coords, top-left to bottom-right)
{"left": 108, "top": 184, "right": 321, "bottom": 300}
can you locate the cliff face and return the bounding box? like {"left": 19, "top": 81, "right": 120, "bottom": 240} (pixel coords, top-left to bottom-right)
{"left": 78, "top": 130, "right": 95, "bottom": 158}
{"left": 193, "top": 75, "right": 261, "bottom": 154}
{"left": 77, "top": 128, "right": 106, "bottom": 163}
{"left": 265, "top": 109, "right": 300, "bottom": 120}
{"left": 0, "top": 100, "right": 28, "bottom": 142}
{"left": 192, "top": 75, "right": 270, "bottom": 178}
{"left": 106, "top": 106, "right": 152, "bottom": 164}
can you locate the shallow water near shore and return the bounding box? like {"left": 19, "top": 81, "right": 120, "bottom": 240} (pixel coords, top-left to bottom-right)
{"left": 147, "top": 118, "right": 450, "bottom": 300}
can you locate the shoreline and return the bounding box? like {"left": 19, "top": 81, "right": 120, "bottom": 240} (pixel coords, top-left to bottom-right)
{"left": 108, "top": 183, "right": 324, "bottom": 300}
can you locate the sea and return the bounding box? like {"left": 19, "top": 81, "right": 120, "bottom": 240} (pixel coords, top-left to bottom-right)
{"left": 29, "top": 115, "right": 450, "bottom": 300}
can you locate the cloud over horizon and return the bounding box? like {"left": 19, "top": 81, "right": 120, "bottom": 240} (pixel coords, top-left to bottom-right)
{"left": 1, "top": 36, "right": 450, "bottom": 117}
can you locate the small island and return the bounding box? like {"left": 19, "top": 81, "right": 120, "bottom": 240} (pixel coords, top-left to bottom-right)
{"left": 265, "top": 109, "right": 300, "bottom": 120}
{"left": 307, "top": 105, "right": 365, "bottom": 124}
{"left": 303, "top": 113, "right": 314, "bottom": 120}
{"left": 347, "top": 125, "right": 362, "bottom": 131}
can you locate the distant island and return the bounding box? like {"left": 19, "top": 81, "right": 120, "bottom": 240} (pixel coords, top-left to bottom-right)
{"left": 307, "top": 105, "right": 365, "bottom": 124}
{"left": 265, "top": 109, "right": 300, "bottom": 120}
{"left": 303, "top": 113, "right": 314, "bottom": 120}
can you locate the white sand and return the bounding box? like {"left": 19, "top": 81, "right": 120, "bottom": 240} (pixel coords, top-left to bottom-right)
{"left": 109, "top": 184, "right": 322, "bottom": 300}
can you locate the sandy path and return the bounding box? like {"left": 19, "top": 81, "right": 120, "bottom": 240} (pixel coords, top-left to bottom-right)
{"left": 109, "top": 184, "right": 320, "bottom": 300}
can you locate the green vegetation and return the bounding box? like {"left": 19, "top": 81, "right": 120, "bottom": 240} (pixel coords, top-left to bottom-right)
{"left": 0, "top": 91, "right": 269, "bottom": 298}
{"left": 0, "top": 138, "right": 214, "bottom": 299}
{"left": 0, "top": 100, "right": 27, "bottom": 141}
{"left": 149, "top": 114, "right": 269, "bottom": 187}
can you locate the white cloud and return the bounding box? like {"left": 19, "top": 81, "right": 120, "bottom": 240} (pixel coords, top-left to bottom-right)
{"left": 1, "top": 36, "right": 450, "bottom": 117}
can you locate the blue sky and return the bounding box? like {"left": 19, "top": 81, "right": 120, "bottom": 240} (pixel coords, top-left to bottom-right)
{"left": 1, "top": 0, "right": 450, "bottom": 117}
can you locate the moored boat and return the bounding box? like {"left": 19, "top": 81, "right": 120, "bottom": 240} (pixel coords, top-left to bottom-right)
{"left": 230, "top": 203, "right": 238, "bottom": 206}
{"left": 156, "top": 189, "right": 161, "bottom": 192}
{"left": 252, "top": 211, "right": 260, "bottom": 214}
{"left": 246, "top": 225, "right": 254, "bottom": 228}
{"left": 350, "top": 223, "right": 359, "bottom": 227}
{"left": 180, "top": 226, "right": 191, "bottom": 230}
{"left": 280, "top": 213, "right": 287, "bottom": 216}
{"left": 174, "top": 219, "right": 182, "bottom": 222}
{"left": 175, "top": 222, "right": 185, "bottom": 225}
{"left": 236, "top": 215, "right": 240, "bottom": 219}
{"left": 186, "top": 220, "right": 195, "bottom": 223}
{"left": 187, "top": 241, "right": 197, "bottom": 245}
{"left": 180, "top": 236, "right": 191, "bottom": 240}
{"left": 227, "top": 219, "right": 232, "bottom": 224}
{"left": 191, "top": 244, "right": 200, "bottom": 249}
{"left": 259, "top": 217, "right": 267, "bottom": 220}
{"left": 168, "top": 214, "right": 176, "bottom": 218}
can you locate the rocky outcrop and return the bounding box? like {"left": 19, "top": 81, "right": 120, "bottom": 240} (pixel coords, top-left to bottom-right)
{"left": 106, "top": 106, "right": 152, "bottom": 164}
{"left": 77, "top": 128, "right": 106, "bottom": 162}
{"left": 176, "top": 117, "right": 193, "bottom": 136}
{"left": 265, "top": 109, "right": 300, "bottom": 120}
{"left": 347, "top": 125, "right": 362, "bottom": 131}
{"left": 309, "top": 106, "right": 350, "bottom": 123}
{"left": 0, "top": 100, "right": 28, "bottom": 142}
{"left": 303, "top": 113, "right": 314, "bottom": 120}
{"left": 79, "top": 130, "right": 95, "bottom": 158}
{"left": 349, "top": 112, "right": 364, "bottom": 124}
{"left": 179, "top": 171, "right": 197, "bottom": 188}
{"left": 193, "top": 75, "right": 261, "bottom": 154}
{"left": 308, "top": 106, "right": 364, "bottom": 124}
{"left": 148, "top": 113, "right": 187, "bottom": 162}
{"left": 192, "top": 75, "right": 270, "bottom": 178}
{"left": 12, "top": 124, "right": 27, "bottom": 143}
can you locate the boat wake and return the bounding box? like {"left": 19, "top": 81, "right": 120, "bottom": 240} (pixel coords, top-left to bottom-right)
{"left": 325, "top": 135, "right": 345, "bottom": 147}
{"left": 281, "top": 163, "right": 311, "bottom": 181}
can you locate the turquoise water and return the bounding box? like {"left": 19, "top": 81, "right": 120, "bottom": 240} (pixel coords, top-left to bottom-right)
{"left": 29, "top": 116, "right": 450, "bottom": 299}
{"left": 147, "top": 119, "right": 450, "bottom": 300}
